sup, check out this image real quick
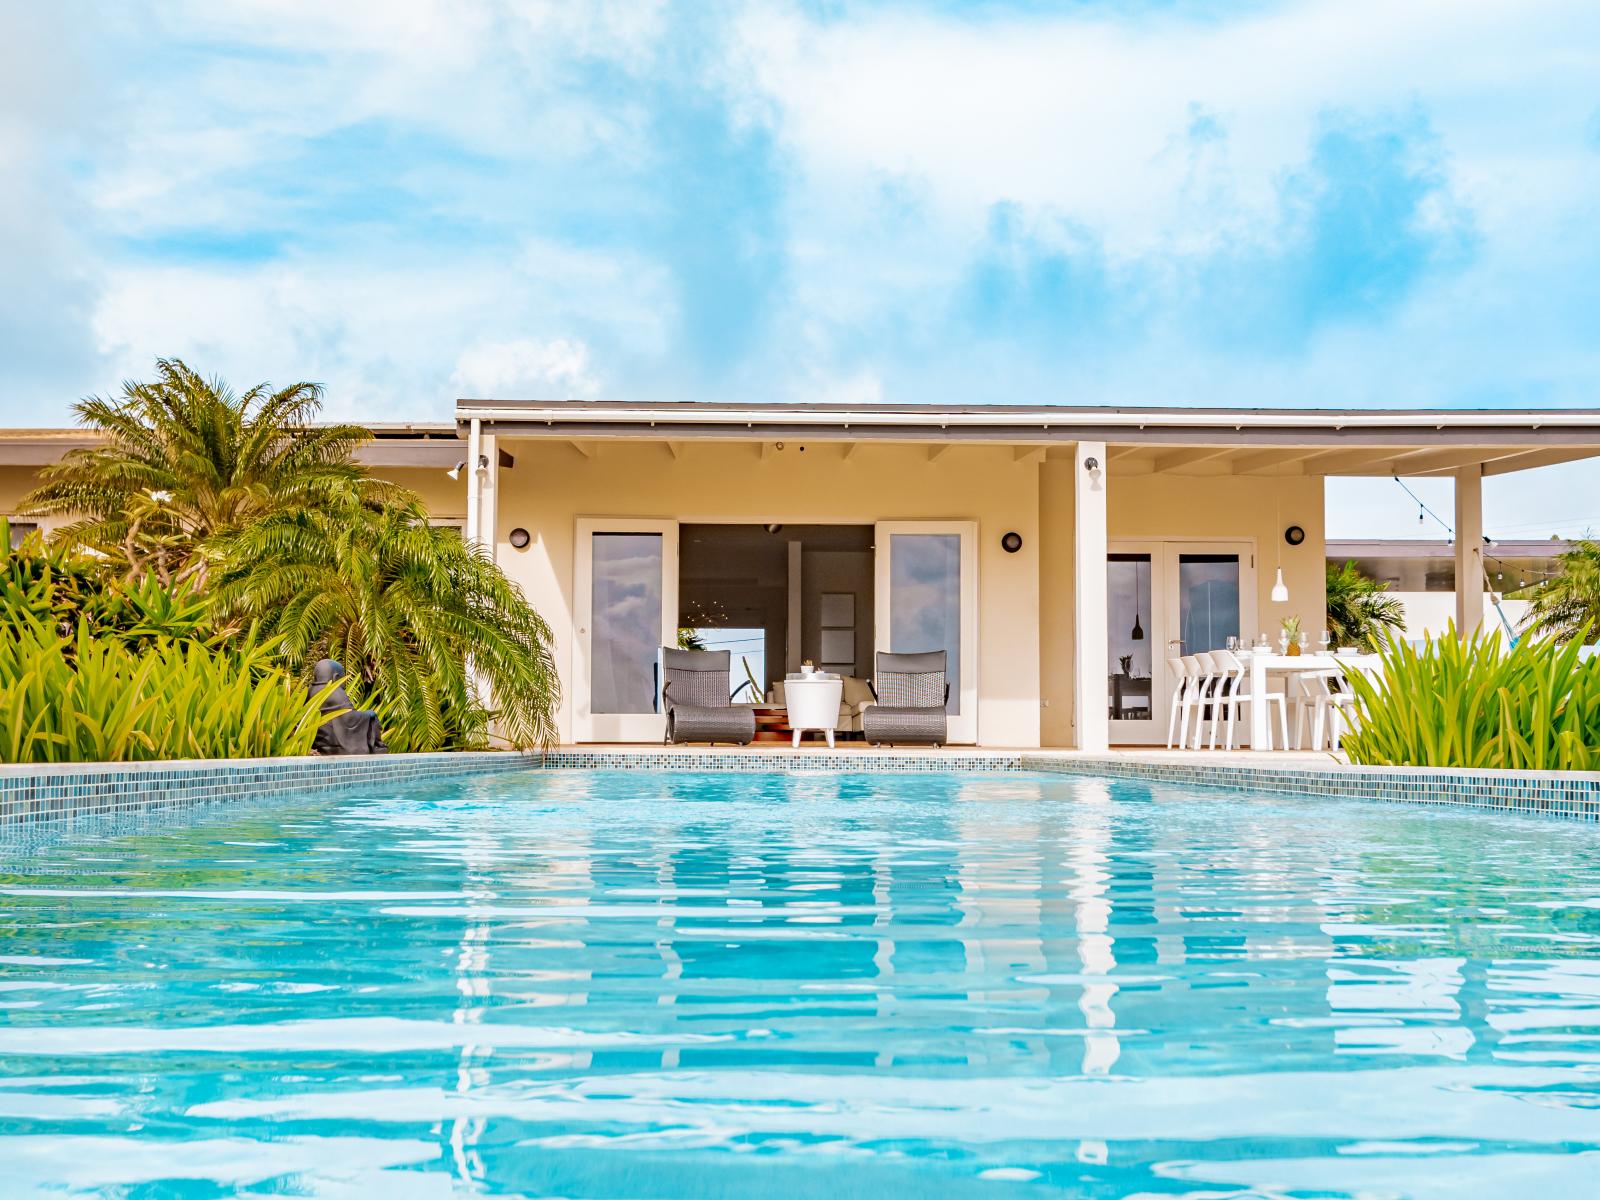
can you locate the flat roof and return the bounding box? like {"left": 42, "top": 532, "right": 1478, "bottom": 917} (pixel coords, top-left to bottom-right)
{"left": 0, "top": 423, "right": 462, "bottom": 468}
{"left": 453, "top": 399, "right": 1600, "bottom": 477}
{"left": 455, "top": 398, "right": 1600, "bottom": 439}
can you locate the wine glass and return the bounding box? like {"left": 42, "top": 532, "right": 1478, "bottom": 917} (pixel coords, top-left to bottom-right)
{"left": 1225, "top": 635, "right": 1239, "bottom": 652}
{"left": 1319, "top": 629, "right": 1332, "bottom": 654}
{"left": 1298, "top": 631, "right": 1309, "bottom": 653}
{"left": 1278, "top": 629, "right": 1289, "bottom": 653}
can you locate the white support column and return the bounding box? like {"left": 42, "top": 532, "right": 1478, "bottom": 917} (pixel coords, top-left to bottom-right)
{"left": 464, "top": 417, "right": 483, "bottom": 549}
{"left": 1454, "top": 464, "right": 1484, "bottom": 634}
{"left": 1073, "top": 441, "right": 1110, "bottom": 752}
{"left": 479, "top": 434, "right": 499, "bottom": 561}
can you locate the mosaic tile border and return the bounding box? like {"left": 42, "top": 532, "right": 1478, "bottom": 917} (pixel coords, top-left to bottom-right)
{"left": 8, "top": 745, "right": 1600, "bottom": 828}
{"left": 534, "top": 750, "right": 1023, "bottom": 773}
{"left": 0, "top": 751, "right": 535, "bottom": 828}
{"left": 1021, "top": 754, "right": 1600, "bottom": 822}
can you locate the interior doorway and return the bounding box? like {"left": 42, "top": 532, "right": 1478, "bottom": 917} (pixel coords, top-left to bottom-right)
{"left": 679, "top": 524, "right": 875, "bottom": 703}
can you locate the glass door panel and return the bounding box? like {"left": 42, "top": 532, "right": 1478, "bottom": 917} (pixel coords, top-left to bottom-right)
{"left": 875, "top": 522, "right": 978, "bottom": 743}
{"left": 888, "top": 533, "right": 962, "bottom": 713}
{"left": 591, "top": 533, "right": 665, "bottom": 715}
{"left": 1177, "top": 553, "right": 1241, "bottom": 654}
{"left": 575, "top": 519, "right": 677, "bottom": 741}
{"left": 1108, "top": 553, "right": 1154, "bottom": 727}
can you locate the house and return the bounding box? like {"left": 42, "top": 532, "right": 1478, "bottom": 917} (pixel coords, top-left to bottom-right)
{"left": 4, "top": 401, "right": 1600, "bottom": 750}
{"left": 1326, "top": 537, "right": 1574, "bottom": 643}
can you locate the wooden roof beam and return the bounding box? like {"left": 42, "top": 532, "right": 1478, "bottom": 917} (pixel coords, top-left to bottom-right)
{"left": 1152, "top": 446, "right": 1235, "bottom": 473}
{"left": 1481, "top": 447, "right": 1600, "bottom": 476}
{"left": 1227, "top": 447, "right": 1326, "bottom": 474}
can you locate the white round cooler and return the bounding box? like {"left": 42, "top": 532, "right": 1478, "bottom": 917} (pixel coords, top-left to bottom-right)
{"left": 784, "top": 676, "right": 843, "bottom": 748}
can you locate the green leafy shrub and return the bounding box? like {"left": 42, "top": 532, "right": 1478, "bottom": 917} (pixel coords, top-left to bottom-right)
{"left": 0, "top": 610, "right": 331, "bottom": 763}
{"left": 216, "top": 502, "right": 559, "bottom": 751}
{"left": 2, "top": 521, "right": 214, "bottom": 648}
{"left": 1342, "top": 625, "right": 1600, "bottom": 770}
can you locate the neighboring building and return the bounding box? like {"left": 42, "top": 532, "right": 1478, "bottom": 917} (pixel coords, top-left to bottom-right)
{"left": 1326, "top": 538, "right": 1572, "bottom": 642}
{"left": 4, "top": 402, "right": 1600, "bottom": 749}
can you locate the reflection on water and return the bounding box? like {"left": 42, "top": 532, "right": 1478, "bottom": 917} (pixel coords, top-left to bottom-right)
{"left": 2, "top": 770, "right": 1600, "bottom": 1197}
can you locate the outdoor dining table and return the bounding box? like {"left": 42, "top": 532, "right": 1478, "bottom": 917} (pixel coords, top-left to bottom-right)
{"left": 1239, "top": 651, "right": 1383, "bottom": 750}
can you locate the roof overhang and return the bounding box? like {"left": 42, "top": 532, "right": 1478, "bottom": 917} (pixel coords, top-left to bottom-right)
{"left": 454, "top": 400, "right": 1600, "bottom": 477}
{"left": 0, "top": 423, "right": 465, "bottom": 469}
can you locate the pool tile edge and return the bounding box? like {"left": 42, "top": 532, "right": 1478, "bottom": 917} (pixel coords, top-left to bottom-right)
{"left": 0, "top": 752, "right": 535, "bottom": 828}
{"left": 1021, "top": 754, "right": 1600, "bottom": 822}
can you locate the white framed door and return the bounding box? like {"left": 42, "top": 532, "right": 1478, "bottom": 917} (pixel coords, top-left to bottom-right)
{"left": 874, "top": 521, "right": 979, "bottom": 744}
{"left": 1107, "top": 539, "right": 1255, "bottom": 745}
{"left": 574, "top": 518, "right": 679, "bottom": 742}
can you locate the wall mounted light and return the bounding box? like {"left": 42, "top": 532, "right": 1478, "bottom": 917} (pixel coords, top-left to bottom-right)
{"left": 509, "top": 528, "right": 531, "bottom": 550}
{"left": 446, "top": 454, "right": 488, "bottom": 481}
{"left": 1283, "top": 524, "right": 1306, "bottom": 546}
{"left": 1001, "top": 531, "right": 1023, "bottom": 553}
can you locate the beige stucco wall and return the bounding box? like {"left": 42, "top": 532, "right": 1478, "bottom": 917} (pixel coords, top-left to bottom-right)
{"left": 492, "top": 438, "right": 1043, "bottom": 747}
{"left": 1039, "top": 461, "right": 1327, "bottom": 746}
{"left": 2, "top": 441, "right": 1328, "bottom": 750}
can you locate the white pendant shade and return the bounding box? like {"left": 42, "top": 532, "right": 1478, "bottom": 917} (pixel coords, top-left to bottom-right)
{"left": 1271, "top": 568, "right": 1289, "bottom": 603}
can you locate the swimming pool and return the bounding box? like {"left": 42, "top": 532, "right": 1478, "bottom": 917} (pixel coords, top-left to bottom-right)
{"left": 2, "top": 768, "right": 1598, "bottom": 1197}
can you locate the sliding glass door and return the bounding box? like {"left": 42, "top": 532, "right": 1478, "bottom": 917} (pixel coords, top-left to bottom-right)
{"left": 874, "top": 522, "right": 978, "bottom": 743}
{"left": 575, "top": 519, "right": 678, "bottom": 742}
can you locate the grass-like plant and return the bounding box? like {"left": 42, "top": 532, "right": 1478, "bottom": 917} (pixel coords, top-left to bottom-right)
{"left": 0, "top": 611, "right": 332, "bottom": 763}
{"left": 1341, "top": 624, "right": 1600, "bottom": 770}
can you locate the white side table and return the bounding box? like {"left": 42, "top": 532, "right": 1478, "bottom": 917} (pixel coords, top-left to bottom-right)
{"left": 784, "top": 676, "right": 843, "bottom": 748}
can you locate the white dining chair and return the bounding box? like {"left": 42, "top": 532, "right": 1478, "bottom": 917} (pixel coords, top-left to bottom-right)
{"left": 1165, "top": 655, "right": 1192, "bottom": 749}
{"left": 1190, "top": 652, "right": 1223, "bottom": 749}
{"left": 1296, "top": 668, "right": 1359, "bottom": 751}
{"left": 1210, "top": 648, "right": 1288, "bottom": 751}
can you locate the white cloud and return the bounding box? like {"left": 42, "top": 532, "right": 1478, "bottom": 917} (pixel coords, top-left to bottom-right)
{"left": 736, "top": 0, "right": 1600, "bottom": 253}
{"left": 449, "top": 337, "right": 600, "bottom": 399}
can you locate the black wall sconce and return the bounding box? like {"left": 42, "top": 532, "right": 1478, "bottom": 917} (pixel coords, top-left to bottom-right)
{"left": 1001, "top": 531, "right": 1023, "bottom": 553}
{"left": 1283, "top": 524, "right": 1306, "bottom": 546}
{"left": 508, "top": 528, "right": 531, "bottom": 549}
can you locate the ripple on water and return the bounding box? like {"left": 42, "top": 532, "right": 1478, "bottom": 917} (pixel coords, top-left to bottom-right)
{"left": 2, "top": 768, "right": 1599, "bottom": 1197}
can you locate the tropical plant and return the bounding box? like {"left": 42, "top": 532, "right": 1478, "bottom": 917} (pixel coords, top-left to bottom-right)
{"left": 213, "top": 501, "right": 559, "bottom": 751}
{"left": 1341, "top": 624, "right": 1600, "bottom": 770}
{"left": 1, "top": 520, "right": 215, "bottom": 648}
{"left": 0, "top": 610, "right": 331, "bottom": 763}
{"left": 20, "top": 358, "right": 379, "bottom": 586}
{"left": 1324, "top": 561, "right": 1405, "bottom": 650}
{"left": 15, "top": 361, "right": 562, "bottom": 750}
{"left": 1518, "top": 538, "right": 1600, "bottom": 642}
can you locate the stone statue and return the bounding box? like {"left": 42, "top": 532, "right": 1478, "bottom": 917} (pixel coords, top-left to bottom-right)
{"left": 310, "top": 659, "right": 389, "bottom": 755}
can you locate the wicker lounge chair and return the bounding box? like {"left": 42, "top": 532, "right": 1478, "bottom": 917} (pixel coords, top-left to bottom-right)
{"left": 661, "top": 647, "right": 756, "bottom": 745}
{"left": 862, "top": 650, "right": 949, "bottom": 746}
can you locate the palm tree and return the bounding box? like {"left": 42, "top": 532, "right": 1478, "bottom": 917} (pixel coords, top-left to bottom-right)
{"left": 214, "top": 501, "right": 560, "bottom": 750}
{"left": 21, "top": 358, "right": 376, "bottom": 586}
{"left": 1325, "top": 560, "right": 1406, "bottom": 650}
{"left": 1519, "top": 539, "right": 1600, "bottom": 642}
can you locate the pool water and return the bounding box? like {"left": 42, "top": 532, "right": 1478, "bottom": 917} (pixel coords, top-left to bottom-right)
{"left": 2, "top": 770, "right": 1599, "bottom": 1197}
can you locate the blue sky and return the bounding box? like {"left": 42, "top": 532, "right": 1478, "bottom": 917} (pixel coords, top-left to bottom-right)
{"left": 2, "top": 0, "right": 1599, "bottom": 535}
